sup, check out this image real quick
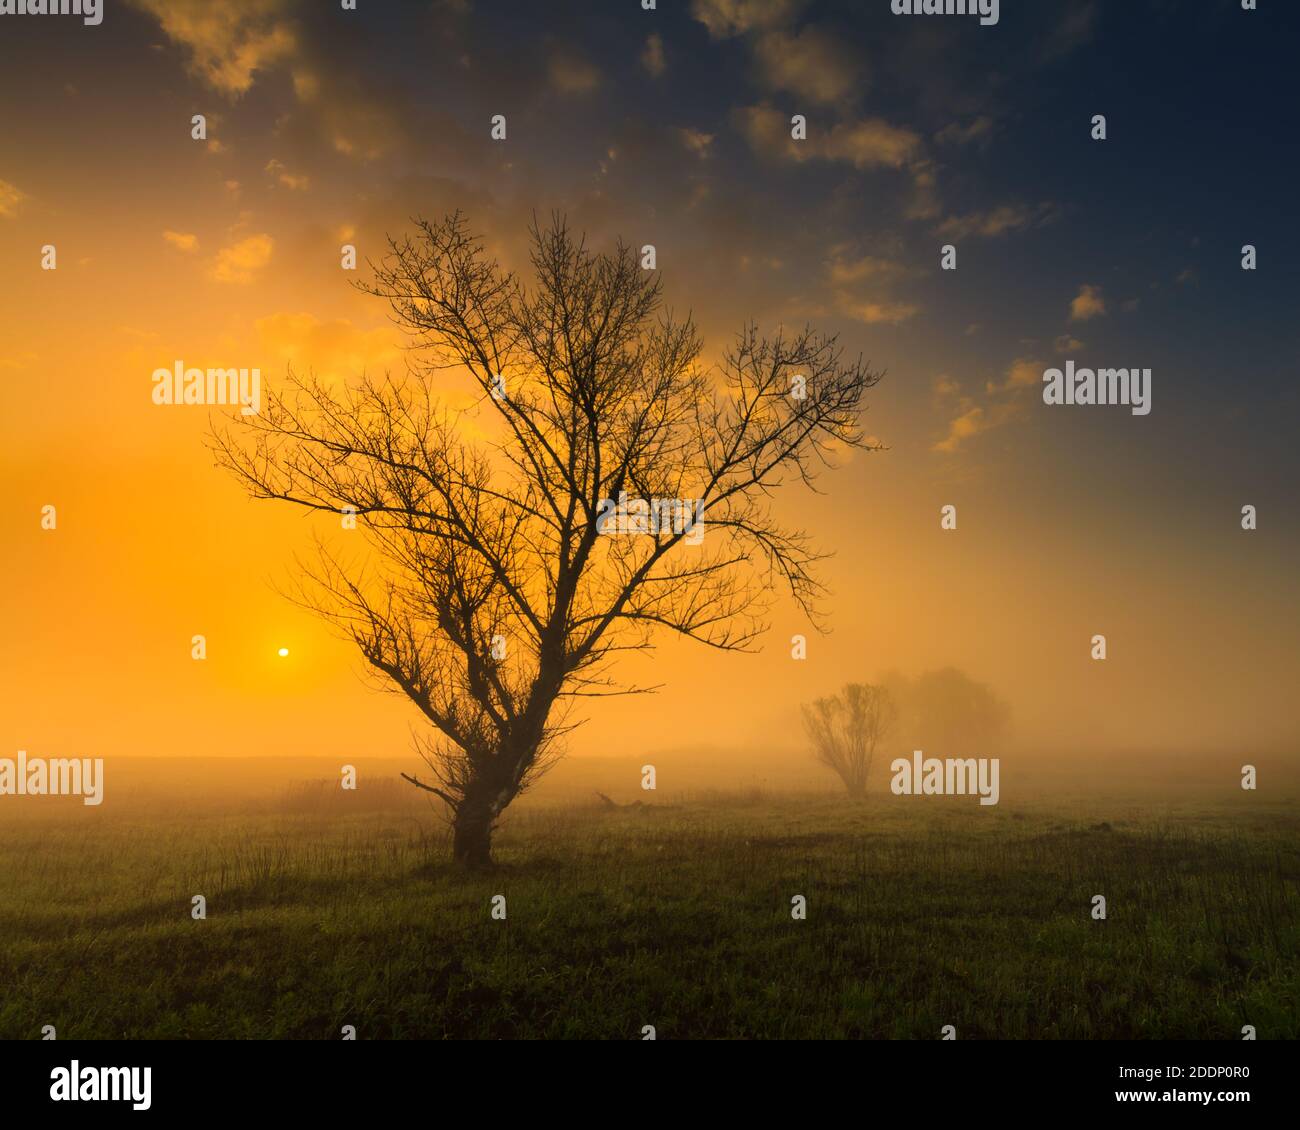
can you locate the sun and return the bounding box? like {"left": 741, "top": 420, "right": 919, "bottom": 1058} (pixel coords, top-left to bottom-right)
{"left": 277, "top": 647, "right": 289, "bottom": 658}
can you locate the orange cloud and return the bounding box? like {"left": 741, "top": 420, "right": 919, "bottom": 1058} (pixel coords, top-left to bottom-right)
{"left": 256, "top": 313, "right": 402, "bottom": 378}
{"left": 548, "top": 47, "right": 601, "bottom": 94}
{"left": 828, "top": 253, "right": 905, "bottom": 286}
{"left": 738, "top": 105, "right": 919, "bottom": 170}
{"left": 265, "top": 159, "right": 310, "bottom": 191}
{"left": 753, "top": 26, "right": 860, "bottom": 106}
{"left": 937, "top": 203, "right": 1054, "bottom": 240}
{"left": 836, "top": 299, "right": 920, "bottom": 326}
{"left": 692, "top": 0, "right": 805, "bottom": 38}
{"left": 162, "top": 230, "right": 200, "bottom": 253}
{"left": 1069, "top": 284, "right": 1106, "bottom": 322}
{"left": 933, "top": 404, "right": 988, "bottom": 454}
{"left": 0, "top": 178, "right": 26, "bottom": 218}
{"left": 642, "top": 33, "right": 666, "bottom": 77}
{"left": 934, "top": 358, "right": 1043, "bottom": 453}
{"left": 985, "top": 357, "right": 1043, "bottom": 396}
{"left": 935, "top": 116, "right": 994, "bottom": 146}
{"left": 129, "top": 0, "right": 297, "bottom": 98}
{"left": 826, "top": 246, "right": 917, "bottom": 325}
{"left": 679, "top": 128, "right": 715, "bottom": 159}
{"left": 211, "top": 233, "right": 274, "bottom": 285}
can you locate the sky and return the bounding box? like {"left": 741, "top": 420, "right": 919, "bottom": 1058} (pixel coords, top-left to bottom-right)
{"left": 2, "top": 0, "right": 1298, "bottom": 769}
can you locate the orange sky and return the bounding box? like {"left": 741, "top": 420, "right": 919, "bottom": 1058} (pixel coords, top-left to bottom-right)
{"left": 3, "top": 0, "right": 1297, "bottom": 769}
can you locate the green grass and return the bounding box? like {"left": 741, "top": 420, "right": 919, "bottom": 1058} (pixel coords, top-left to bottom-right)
{"left": 1, "top": 791, "right": 1297, "bottom": 1039}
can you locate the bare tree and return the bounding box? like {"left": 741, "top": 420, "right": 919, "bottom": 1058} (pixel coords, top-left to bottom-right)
{"left": 803, "top": 683, "right": 897, "bottom": 798}
{"left": 213, "top": 212, "right": 882, "bottom": 867}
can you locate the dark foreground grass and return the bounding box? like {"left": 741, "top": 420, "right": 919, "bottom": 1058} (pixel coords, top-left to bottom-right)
{"left": 1, "top": 793, "right": 1297, "bottom": 1039}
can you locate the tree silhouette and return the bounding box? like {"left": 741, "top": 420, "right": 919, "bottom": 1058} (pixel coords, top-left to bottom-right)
{"left": 803, "top": 682, "right": 897, "bottom": 798}
{"left": 880, "top": 668, "right": 1010, "bottom": 754}
{"left": 214, "top": 212, "right": 881, "bottom": 867}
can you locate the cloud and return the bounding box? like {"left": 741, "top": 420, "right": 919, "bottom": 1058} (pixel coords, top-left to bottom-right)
{"left": 256, "top": 312, "right": 402, "bottom": 377}
{"left": 738, "top": 105, "right": 919, "bottom": 170}
{"left": 825, "top": 246, "right": 917, "bottom": 325}
{"left": 931, "top": 374, "right": 961, "bottom": 405}
{"left": 1054, "top": 334, "right": 1083, "bottom": 354}
{"left": 827, "top": 253, "right": 905, "bottom": 286}
{"left": 933, "top": 357, "right": 1042, "bottom": 453}
{"left": 129, "top": 0, "right": 296, "bottom": 98}
{"left": 289, "top": 64, "right": 408, "bottom": 161}
{"left": 0, "top": 178, "right": 26, "bottom": 218}
{"left": 211, "top": 233, "right": 274, "bottom": 285}
{"left": 824, "top": 118, "right": 919, "bottom": 169}
{"left": 836, "top": 299, "right": 920, "bottom": 326}
{"left": 678, "top": 128, "right": 715, "bottom": 159}
{"left": 984, "top": 357, "right": 1042, "bottom": 396}
{"left": 548, "top": 46, "right": 601, "bottom": 94}
{"left": 132, "top": 0, "right": 408, "bottom": 161}
{"left": 752, "top": 26, "right": 860, "bottom": 106}
{"left": 691, "top": 0, "right": 805, "bottom": 39}
{"left": 935, "top": 116, "right": 994, "bottom": 146}
{"left": 904, "top": 159, "right": 942, "bottom": 221}
{"left": 735, "top": 105, "right": 797, "bottom": 158}
{"left": 265, "top": 158, "right": 310, "bottom": 190}
{"left": 162, "top": 231, "right": 199, "bottom": 253}
{"left": 933, "top": 404, "right": 992, "bottom": 454}
{"left": 642, "top": 33, "right": 666, "bottom": 77}
{"left": 1069, "top": 283, "right": 1106, "bottom": 322}
{"left": 936, "top": 203, "right": 1055, "bottom": 240}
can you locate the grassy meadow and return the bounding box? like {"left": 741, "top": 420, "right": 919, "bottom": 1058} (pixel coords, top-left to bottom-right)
{"left": 0, "top": 752, "right": 1297, "bottom": 1040}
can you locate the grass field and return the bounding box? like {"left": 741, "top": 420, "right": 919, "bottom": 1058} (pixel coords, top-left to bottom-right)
{"left": 1, "top": 755, "right": 1297, "bottom": 1040}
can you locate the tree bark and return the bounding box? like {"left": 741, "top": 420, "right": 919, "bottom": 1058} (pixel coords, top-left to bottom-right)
{"left": 450, "top": 768, "right": 524, "bottom": 869}
{"left": 452, "top": 802, "right": 495, "bottom": 869}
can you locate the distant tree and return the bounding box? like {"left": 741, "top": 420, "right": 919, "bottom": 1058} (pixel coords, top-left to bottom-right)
{"left": 802, "top": 682, "right": 897, "bottom": 798}
{"left": 213, "top": 212, "right": 881, "bottom": 868}
{"left": 880, "top": 667, "right": 1010, "bottom": 754}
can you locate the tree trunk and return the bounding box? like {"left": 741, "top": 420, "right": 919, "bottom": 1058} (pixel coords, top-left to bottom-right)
{"left": 446, "top": 743, "right": 534, "bottom": 868}
{"left": 452, "top": 802, "right": 496, "bottom": 869}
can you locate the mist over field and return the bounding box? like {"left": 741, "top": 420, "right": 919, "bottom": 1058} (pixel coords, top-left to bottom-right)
{"left": 5, "top": 744, "right": 1297, "bottom": 813}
